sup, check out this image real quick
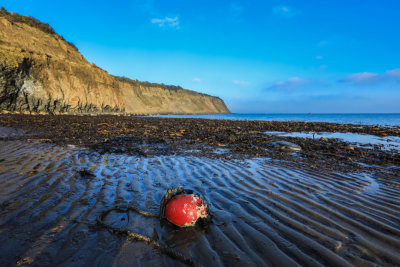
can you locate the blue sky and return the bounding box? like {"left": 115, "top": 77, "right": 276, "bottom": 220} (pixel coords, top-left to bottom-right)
{"left": 3, "top": 0, "right": 400, "bottom": 113}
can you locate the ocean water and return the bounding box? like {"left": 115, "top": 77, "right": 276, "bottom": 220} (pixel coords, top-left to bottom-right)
{"left": 155, "top": 113, "right": 400, "bottom": 127}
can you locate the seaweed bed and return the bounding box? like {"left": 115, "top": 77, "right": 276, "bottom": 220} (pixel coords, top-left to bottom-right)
{"left": 0, "top": 114, "right": 399, "bottom": 176}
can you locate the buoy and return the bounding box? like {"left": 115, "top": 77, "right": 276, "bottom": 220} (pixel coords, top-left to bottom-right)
{"left": 162, "top": 189, "right": 209, "bottom": 227}
{"left": 97, "top": 187, "right": 209, "bottom": 266}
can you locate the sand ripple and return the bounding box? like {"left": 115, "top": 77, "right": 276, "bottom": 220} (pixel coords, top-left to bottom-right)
{"left": 0, "top": 141, "right": 399, "bottom": 266}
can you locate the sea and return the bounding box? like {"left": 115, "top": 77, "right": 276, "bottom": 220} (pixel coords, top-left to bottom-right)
{"left": 155, "top": 113, "right": 400, "bottom": 127}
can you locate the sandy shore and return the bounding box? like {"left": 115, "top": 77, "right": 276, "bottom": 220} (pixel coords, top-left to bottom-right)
{"left": 0, "top": 115, "right": 400, "bottom": 266}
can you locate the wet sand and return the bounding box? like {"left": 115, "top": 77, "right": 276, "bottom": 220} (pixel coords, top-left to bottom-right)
{"left": 1, "top": 138, "right": 400, "bottom": 266}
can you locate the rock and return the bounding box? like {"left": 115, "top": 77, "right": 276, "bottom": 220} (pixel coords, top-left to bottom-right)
{"left": 272, "top": 141, "right": 302, "bottom": 152}
{"left": 67, "top": 144, "right": 78, "bottom": 148}
{"left": 228, "top": 135, "right": 237, "bottom": 143}
{"left": 137, "top": 145, "right": 152, "bottom": 157}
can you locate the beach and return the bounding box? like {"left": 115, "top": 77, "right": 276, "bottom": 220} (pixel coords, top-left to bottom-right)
{"left": 0, "top": 114, "right": 400, "bottom": 266}
{"left": 0, "top": 114, "right": 399, "bottom": 174}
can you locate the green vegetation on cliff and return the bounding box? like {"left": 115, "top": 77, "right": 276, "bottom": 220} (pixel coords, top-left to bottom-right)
{"left": 0, "top": 6, "right": 78, "bottom": 51}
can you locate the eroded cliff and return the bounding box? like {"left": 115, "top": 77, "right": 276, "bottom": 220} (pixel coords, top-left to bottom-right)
{"left": 0, "top": 9, "right": 230, "bottom": 114}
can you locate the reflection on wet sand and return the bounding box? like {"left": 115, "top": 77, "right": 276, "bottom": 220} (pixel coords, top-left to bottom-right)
{"left": 0, "top": 141, "right": 399, "bottom": 266}
{"left": 265, "top": 131, "right": 400, "bottom": 151}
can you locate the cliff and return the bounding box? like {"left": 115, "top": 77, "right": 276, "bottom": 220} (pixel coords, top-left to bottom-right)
{"left": 0, "top": 9, "right": 230, "bottom": 114}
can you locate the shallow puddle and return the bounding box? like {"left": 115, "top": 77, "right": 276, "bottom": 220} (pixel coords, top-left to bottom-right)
{"left": 265, "top": 131, "right": 400, "bottom": 151}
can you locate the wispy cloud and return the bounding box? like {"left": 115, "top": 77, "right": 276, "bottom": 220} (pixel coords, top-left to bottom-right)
{"left": 341, "top": 72, "right": 382, "bottom": 85}
{"left": 151, "top": 16, "right": 180, "bottom": 29}
{"left": 387, "top": 69, "right": 400, "bottom": 79}
{"left": 340, "top": 69, "right": 400, "bottom": 85}
{"left": 230, "top": 2, "right": 244, "bottom": 15}
{"left": 135, "top": 0, "right": 155, "bottom": 14}
{"left": 227, "top": 2, "right": 244, "bottom": 23}
{"left": 273, "top": 5, "right": 298, "bottom": 17}
{"left": 233, "top": 80, "right": 249, "bottom": 85}
{"left": 267, "top": 77, "right": 307, "bottom": 91}
{"left": 192, "top": 78, "right": 201, "bottom": 83}
{"left": 318, "top": 41, "right": 328, "bottom": 46}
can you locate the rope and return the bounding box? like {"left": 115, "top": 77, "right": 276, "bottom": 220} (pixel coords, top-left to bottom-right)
{"left": 96, "top": 189, "right": 203, "bottom": 267}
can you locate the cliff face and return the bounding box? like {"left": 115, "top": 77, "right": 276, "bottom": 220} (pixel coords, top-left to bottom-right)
{"left": 0, "top": 11, "right": 230, "bottom": 114}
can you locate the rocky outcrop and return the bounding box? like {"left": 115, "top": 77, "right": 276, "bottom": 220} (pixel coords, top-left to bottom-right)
{"left": 0, "top": 9, "right": 230, "bottom": 114}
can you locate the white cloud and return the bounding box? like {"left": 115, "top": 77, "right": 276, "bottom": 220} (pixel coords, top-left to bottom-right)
{"left": 273, "top": 5, "right": 297, "bottom": 17}
{"left": 151, "top": 16, "right": 180, "bottom": 29}
{"left": 341, "top": 69, "right": 400, "bottom": 85}
{"left": 267, "top": 77, "right": 307, "bottom": 91}
{"left": 233, "top": 80, "right": 249, "bottom": 85}
{"left": 192, "top": 78, "right": 201, "bottom": 83}
{"left": 387, "top": 69, "right": 400, "bottom": 79}
{"left": 341, "top": 72, "right": 381, "bottom": 85}
{"left": 351, "top": 72, "right": 379, "bottom": 80}
{"left": 287, "top": 77, "right": 303, "bottom": 83}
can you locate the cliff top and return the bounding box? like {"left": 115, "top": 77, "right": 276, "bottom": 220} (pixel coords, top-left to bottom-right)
{"left": 0, "top": 6, "right": 78, "bottom": 51}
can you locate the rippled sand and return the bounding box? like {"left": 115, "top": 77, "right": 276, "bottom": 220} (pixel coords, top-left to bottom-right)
{"left": 0, "top": 141, "right": 399, "bottom": 266}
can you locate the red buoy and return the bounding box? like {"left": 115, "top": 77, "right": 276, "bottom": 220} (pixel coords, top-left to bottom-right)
{"left": 164, "top": 194, "right": 208, "bottom": 227}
